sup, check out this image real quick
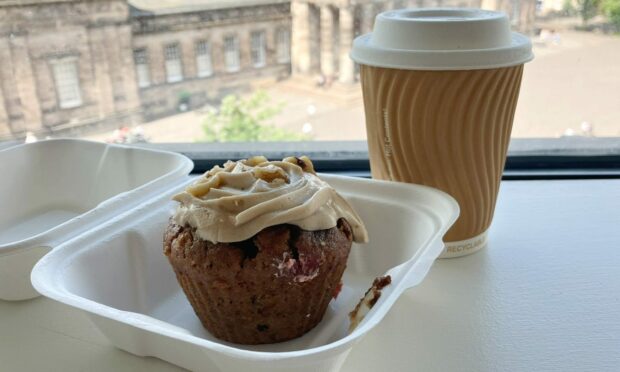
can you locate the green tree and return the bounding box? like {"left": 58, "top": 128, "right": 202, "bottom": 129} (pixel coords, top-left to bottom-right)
{"left": 602, "top": 0, "right": 620, "bottom": 30}
{"left": 577, "top": 0, "right": 601, "bottom": 24}
{"left": 200, "top": 91, "right": 310, "bottom": 142}
{"left": 562, "top": 0, "right": 577, "bottom": 16}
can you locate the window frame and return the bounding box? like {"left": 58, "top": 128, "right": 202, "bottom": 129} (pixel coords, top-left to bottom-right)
{"left": 133, "top": 48, "right": 151, "bottom": 88}
{"left": 164, "top": 43, "right": 184, "bottom": 83}
{"left": 250, "top": 30, "right": 267, "bottom": 68}
{"left": 195, "top": 40, "right": 214, "bottom": 78}
{"left": 276, "top": 27, "right": 291, "bottom": 64}
{"left": 1, "top": 138, "right": 618, "bottom": 180}
{"left": 50, "top": 57, "right": 82, "bottom": 109}
{"left": 223, "top": 34, "right": 241, "bottom": 73}
{"left": 133, "top": 137, "right": 620, "bottom": 180}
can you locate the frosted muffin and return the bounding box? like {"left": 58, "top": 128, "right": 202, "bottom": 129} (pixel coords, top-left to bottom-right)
{"left": 164, "top": 156, "right": 368, "bottom": 344}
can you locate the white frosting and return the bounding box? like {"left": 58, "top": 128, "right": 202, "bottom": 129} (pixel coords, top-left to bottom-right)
{"left": 172, "top": 158, "right": 368, "bottom": 244}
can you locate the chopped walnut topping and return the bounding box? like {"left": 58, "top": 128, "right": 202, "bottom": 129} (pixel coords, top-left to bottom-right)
{"left": 253, "top": 165, "right": 289, "bottom": 183}
{"left": 283, "top": 155, "right": 316, "bottom": 174}
{"left": 243, "top": 155, "right": 269, "bottom": 166}
{"left": 186, "top": 176, "right": 221, "bottom": 197}
{"left": 184, "top": 156, "right": 317, "bottom": 198}
{"left": 204, "top": 165, "right": 224, "bottom": 178}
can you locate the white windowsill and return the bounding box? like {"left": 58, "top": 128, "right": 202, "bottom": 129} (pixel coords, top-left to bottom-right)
{"left": 58, "top": 101, "right": 82, "bottom": 109}
{"left": 0, "top": 179, "right": 619, "bottom": 371}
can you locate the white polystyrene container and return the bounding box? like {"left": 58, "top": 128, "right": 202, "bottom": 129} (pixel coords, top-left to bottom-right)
{"left": 32, "top": 174, "right": 459, "bottom": 372}
{"left": 0, "top": 139, "right": 192, "bottom": 301}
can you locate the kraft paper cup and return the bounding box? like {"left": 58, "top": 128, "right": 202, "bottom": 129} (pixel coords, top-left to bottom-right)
{"left": 351, "top": 8, "right": 533, "bottom": 258}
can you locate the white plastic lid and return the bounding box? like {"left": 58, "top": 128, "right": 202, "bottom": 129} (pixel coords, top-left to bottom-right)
{"left": 350, "top": 8, "right": 534, "bottom": 70}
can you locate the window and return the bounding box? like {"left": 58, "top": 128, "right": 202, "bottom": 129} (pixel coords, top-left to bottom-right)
{"left": 51, "top": 58, "right": 82, "bottom": 109}
{"left": 195, "top": 41, "right": 213, "bottom": 77}
{"left": 133, "top": 48, "right": 151, "bottom": 88}
{"left": 224, "top": 35, "right": 240, "bottom": 72}
{"left": 164, "top": 43, "right": 183, "bottom": 83}
{"left": 276, "top": 28, "right": 291, "bottom": 64}
{"left": 251, "top": 31, "right": 266, "bottom": 68}
{"left": 0, "top": 0, "right": 618, "bottom": 179}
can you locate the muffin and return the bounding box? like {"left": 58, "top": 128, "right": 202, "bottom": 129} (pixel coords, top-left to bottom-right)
{"left": 164, "top": 156, "right": 368, "bottom": 344}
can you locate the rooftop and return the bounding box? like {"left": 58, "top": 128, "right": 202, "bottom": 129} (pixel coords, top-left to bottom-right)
{"left": 129, "top": 0, "right": 290, "bottom": 16}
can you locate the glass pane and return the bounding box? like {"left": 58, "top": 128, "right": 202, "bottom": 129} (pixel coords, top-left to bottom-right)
{"left": 52, "top": 59, "right": 82, "bottom": 109}
{"left": 224, "top": 35, "right": 241, "bottom": 72}
{"left": 251, "top": 31, "right": 267, "bottom": 68}
{"left": 133, "top": 48, "right": 151, "bottom": 88}
{"left": 0, "top": 0, "right": 617, "bottom": 149}
{"left": 164, "top": 43, "right": 183, "bottom": 83}
{"left": 196, "top": 41, "right": 213, "bottom": 77}
{"left": 277, "top": 28, "right": 291, "bottom": 63}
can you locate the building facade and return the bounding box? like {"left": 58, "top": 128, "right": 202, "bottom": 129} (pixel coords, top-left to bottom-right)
{"left": 0, "top": 0, "right": 141, "bottom": 140}
{"left": 291, "top": 0, "right": 536, "bottom": 83}
{"left": 129, "top": 0, "right": 292, "bottom": 120}
{"left": 0, "top": 0, "right": 292, "bottom": 140}
{"left": 0, "top": 0, "right": 534, "bottom": 140}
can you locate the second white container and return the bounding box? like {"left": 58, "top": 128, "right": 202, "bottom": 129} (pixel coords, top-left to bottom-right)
{"left": 0, "top": 139, "right": 192, "bottom": 300}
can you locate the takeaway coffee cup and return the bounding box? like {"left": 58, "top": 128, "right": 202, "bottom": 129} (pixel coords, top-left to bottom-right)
{"left": 351, "top": 8, "right": 533, "bottom": 258}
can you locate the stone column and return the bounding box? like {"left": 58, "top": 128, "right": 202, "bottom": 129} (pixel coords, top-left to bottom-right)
{"left": 87, "top": 27, "right": 116, "bottom": 119}
{"left": 320, "top": 5, "right": 335, "bottom": 77}
{"left": 10, "top": 35, "right": 42, "bottom": 132}
{"left": 308, "top": 4, "right": 321, "bottom": 73}
{"left": 361, "top": 4, "right": 375, "bottom": 34}
{"left": 0, "top": 36, "right": 23, "bottom": 134}
{"left": 338, "top": 6, "right": 355, "bottom": 84}
{"left": 0, "top": 85, "right": 9, "bottom": 138}
{"left": 115, "top": 24, "right": 141, "bottom": 116}
{"left": 291, "top": 1, "right": 312, "bottom": 74}
{"left": 481, "top": 0, "right": 498, "bottom": 12}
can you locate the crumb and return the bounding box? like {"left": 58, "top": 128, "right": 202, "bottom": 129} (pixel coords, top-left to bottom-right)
{"left": 348, "top": 275, "right": 392, "bottom": 333}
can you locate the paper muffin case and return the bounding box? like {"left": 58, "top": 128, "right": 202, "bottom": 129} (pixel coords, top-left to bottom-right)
{"left": 164, "top": 221, "right": 353, "bottom": 345}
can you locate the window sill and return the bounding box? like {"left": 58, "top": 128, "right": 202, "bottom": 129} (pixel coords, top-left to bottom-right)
{"left": 59, "top": 102, "right": 83, "bottom": 110}
{"left": 136, "top": 137, "right": 620, "bottom": 180}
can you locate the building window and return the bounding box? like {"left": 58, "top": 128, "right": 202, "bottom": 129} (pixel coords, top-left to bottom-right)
{"left": 251, "top": 31, "right": 266, "bottom": 68}
{"left": 195, "top": 41, "right": 213, "bottom": 78}
{"left": 276, "top": 28, "right": 291, "bottom": 64}
{"left": 133, "top": 48, "right": 151, "bottom": 88}
{"left": 224, "top": 35, "right": 240, "bottom": 72}
{"left": 164, "top": 43, "right": 183, "bottom": 83}
{"left": 51, "top": 58, "right": 82, "bottom": 109}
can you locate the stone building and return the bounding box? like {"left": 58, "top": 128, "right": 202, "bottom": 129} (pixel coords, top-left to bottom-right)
{"left": 291, "top": 0, "right": 536, "bottom": 83}
{"left": 0, "top": 0, "right": 292, "bottom": 140}
{"left": 128, "top": 0, "right": 292, "bottom": 120}
{"left": 0, "top": 0, "right": 141, "bottom": 140}
{"left": 0, "top": 0, "right": 534, "bottom": 140}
